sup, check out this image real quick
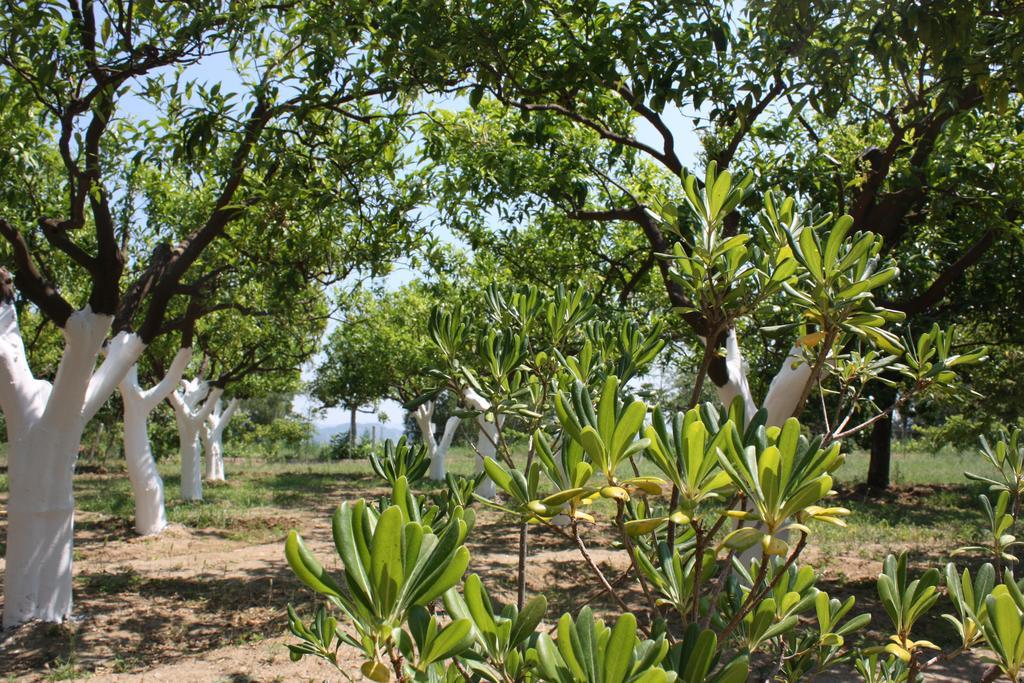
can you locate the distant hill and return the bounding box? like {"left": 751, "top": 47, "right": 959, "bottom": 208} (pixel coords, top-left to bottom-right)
{"left": 313, "top": 422, "right": 406, "bottom": 444}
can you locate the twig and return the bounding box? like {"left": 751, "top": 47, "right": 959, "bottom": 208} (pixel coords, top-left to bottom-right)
{"left": 387, "top": 646, "right": 410, "bottom": 683}
{"left": 570, "top": 520, "right": 638, "bottom": 627}
{"left": 719, "top": 532, "right": 809, "bottom": 642}
{"left": 616, "top": 501, "right": 663, "bottom": 620}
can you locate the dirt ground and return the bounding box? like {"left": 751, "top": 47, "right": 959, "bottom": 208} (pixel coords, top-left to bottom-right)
{"left": 0, "top": 470, "right": 994, "bottom": 682}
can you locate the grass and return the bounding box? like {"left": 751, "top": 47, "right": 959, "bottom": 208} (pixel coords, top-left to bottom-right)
{"left": 0, "top": 440, "right": 1000, "bottom": 553}
{"left": 832, "top": 445, "right": 980, "bottom": 486}
{"left": 68, "top": 457, "right": 382, "bottom": 542}
{"left": 43, "top": 655, "right": 87, "bottom": 682}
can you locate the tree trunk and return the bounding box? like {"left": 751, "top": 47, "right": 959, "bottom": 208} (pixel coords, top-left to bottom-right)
{"left": 119, "top": 349, "right": 191, "bottom": 535}
{"left": 122, "top": 395, "right": 170, "bottom": 534}
{"left": 169, "top": 379, "right": 222, "bottom": 502}
{"left": 463, "top": 389, "right": 503, "bottom": 498}
{"left": 5, "top": 427, "right": 80, "bottom": 627}
{"left": 761, "top": 343, "right": 813, "bottom": 427}
{"left": 709, "top": 328, "right": 758, "bottom": 422}
{"left": 413, "top": 400, "right": 437, "bottom": 455}
{"left": 201, "top": 398, "right": 239, "bottom": 482}
{"left": 430, "top": 416, "right": 462, "bottom": 481}
{"left": 349, "top": 406, "right": 357, "bottom": 446}
{"left": 868, "top": 414, "right": 893, "bottom": 490}
{"left": 180, "top": 428, "right": 203, "bottom": 501}
{"left": 2, "top": 302, "right": 144, "bottom": 627}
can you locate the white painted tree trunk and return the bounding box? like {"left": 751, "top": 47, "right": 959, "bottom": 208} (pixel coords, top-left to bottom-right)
{"left": 1, "top": 301, "right": 144, "bottom": 627}
{"left": 761, "top": 344, "right": 813, "bottom": 428}
{"left": 168, "top": 379, "right": 222, "bottom": 502}
{"left": 201, "top": 398, "right": 239, "bottom": 482}
{"left": 413, "top": 401, "right": 463, "bottom": 481}
{"left": 711, "top": 329, "right": 758, "bottom": 423}
{"left": 706, "top": 329, "right": 813, "bottom": 567}
{"left": 413, "top": 400, "right": 437, "bottom": 457}
{"left": 430, "top": 417, "right": 462, "bottom": 481}
{"left": 464, "top": 389, "right": 505, "bottom": 499}
{"left": 118, "top": 349, "right": 192, "bottom": 536}
{"left": 708, "top": 329, "right": 812, "bottom": 430}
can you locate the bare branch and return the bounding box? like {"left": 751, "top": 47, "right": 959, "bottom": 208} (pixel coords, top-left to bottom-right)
{"left": 0, "top": 218, "right": 75, "bottom": 325}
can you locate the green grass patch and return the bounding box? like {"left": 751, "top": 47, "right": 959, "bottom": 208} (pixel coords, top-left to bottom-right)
{"left": 65, "top": 457, "right": 380, "bottom": 541}
{"left": 3, "top": 439, "right": 1008, "bottom": 564}
{"left": 833, "top": 447, "right": 979, "bottom": 486}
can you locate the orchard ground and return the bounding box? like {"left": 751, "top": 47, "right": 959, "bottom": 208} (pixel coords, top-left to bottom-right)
{"left": 0, "top": 445, "right": 998, "bottom": 681}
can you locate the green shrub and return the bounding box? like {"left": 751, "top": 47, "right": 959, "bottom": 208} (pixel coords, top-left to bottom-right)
{"left": 321, "top": 433, "right": 379, "bottom": 461}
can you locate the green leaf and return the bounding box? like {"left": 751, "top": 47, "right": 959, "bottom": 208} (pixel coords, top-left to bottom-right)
{"left": 823, "top": 215, "right": 854, "bottom": 271}
{"left": 370, "top": 506, "right": 405, "bottom": 612}
{"left": 469, "top": 85, "right": 485, "bottom": 109}
{"left": 611, "top": 400, "right": 647, "bottom": 461}
{"left": 598, "top": 374, "right": 619, "bottom": 444}
{"left": 603, "top": 613, "right": 636, "bottom": 683}
{"left": 709, "top": 655, "right": 749, "bottom": 683}
{"left": 483, "top": 457, "right": 514, "bottom": 493}
{"left": 464, "top": 573, "right": 498, "bottom": 641}
{"left": 285, "top": 530, "right": 344, "bottom": 599}
{"left": 799, "top": 227, "right": 822, "bottom": 280}
{"left": 510, "top": 594, "right": 548, "bottom": 647}
{"left": 423, "top": 618, "right": 473, "bottom": 664}
{"left": 579, "top": 426, "right": 607, "bottom": 468}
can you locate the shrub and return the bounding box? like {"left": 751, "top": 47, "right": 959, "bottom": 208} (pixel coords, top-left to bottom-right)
{"left": 281, "top": 178, "right": 996, "bottom": 680}
{"left": 322, "top": 433, "right": 379, "bottom": 461}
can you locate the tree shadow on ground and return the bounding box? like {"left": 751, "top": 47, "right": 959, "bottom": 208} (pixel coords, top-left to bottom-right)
{"left": 0, "top": 561, "right": 319, "bottom": 678}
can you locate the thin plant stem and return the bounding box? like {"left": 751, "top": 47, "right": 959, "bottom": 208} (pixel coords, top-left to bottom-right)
{"left": 567, "top": 567, "right": 634, "bottom": 614}
{"left": 700, "top": 500, "right": 744, "bottom": 629}
{"left": 387, "top": 647, "right": 410, "bottom": 683}
{"left": 616, "top": 500, "right": 663, "bottom": 620}
{"left": 516, "top": 435, "right": 537, "bottom": 611}
{"left": 516, "top": 522, "right": 528, "bottom": 611}
{"left": 666, "top": 486, "right": 681, "bottom": 548}
{"left": 700, "top": 549, "right": 735, "bottom": 630}
{"left": 690, "top": 524, "right": 705, "bottom": 623}
{"left": 793, "top": 328, "right": 838, "bottom": 419}
{"left": 689, "top": 330, "right": 718, "bottom": 409}
{"left": 719, "top": 532, "right": 808, "bottom": 642}
{"left": 570, "top": 519, "right": 637, "bottom": 622}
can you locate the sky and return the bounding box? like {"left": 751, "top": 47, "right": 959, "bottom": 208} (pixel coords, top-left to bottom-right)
{"left": 115, "top": 48, "right": 706, "bottom": 433}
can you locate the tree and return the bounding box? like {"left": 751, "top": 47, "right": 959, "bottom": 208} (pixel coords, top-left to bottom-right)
{"left": 227, "top": 392, "right": 316, "bottom": 459}
{"left": 118, "top": 338, "right": 193, "bottom": 534}
{"left": 311, "top": 287, "right": 411, "bottom": 444}
{"left": 414, "top": 0, "right": 1021, "bottom": 483}
{"left": 311, "top": 282, "right": 454, "bottom": 459}
{"left": 200, "top": 397, "right": 242, "bottom": 481}
{"left": 0, "top": 0, "right": 432, "bottom": 626}
{"left": 168, "top": 372, "right": 223, "bottom": 501}
{"left": 172, "top": 270, "right": 326, "bottom": 497}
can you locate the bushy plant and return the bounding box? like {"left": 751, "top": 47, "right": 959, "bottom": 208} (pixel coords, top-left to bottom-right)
{"left": 283, "top": 173, "right": 1000, "bottom": 682}
{"left": 370, "top": 437, "right": 431, "bottom": 486}
{"left": 323, "top": 433, "right": 380, "bottom": 461}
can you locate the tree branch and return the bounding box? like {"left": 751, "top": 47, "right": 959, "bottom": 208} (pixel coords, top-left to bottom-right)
{"left": 503, "top": 96, "right": 674, "bottom": 171}
{"left": 0, "top": 218, "right": 75, "bottom": 326}
{"left": 615, "top": 85, "right": 683, "bottom": 175}
{"left": 891, "top": 227, "right": 998, "bottom": 315}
